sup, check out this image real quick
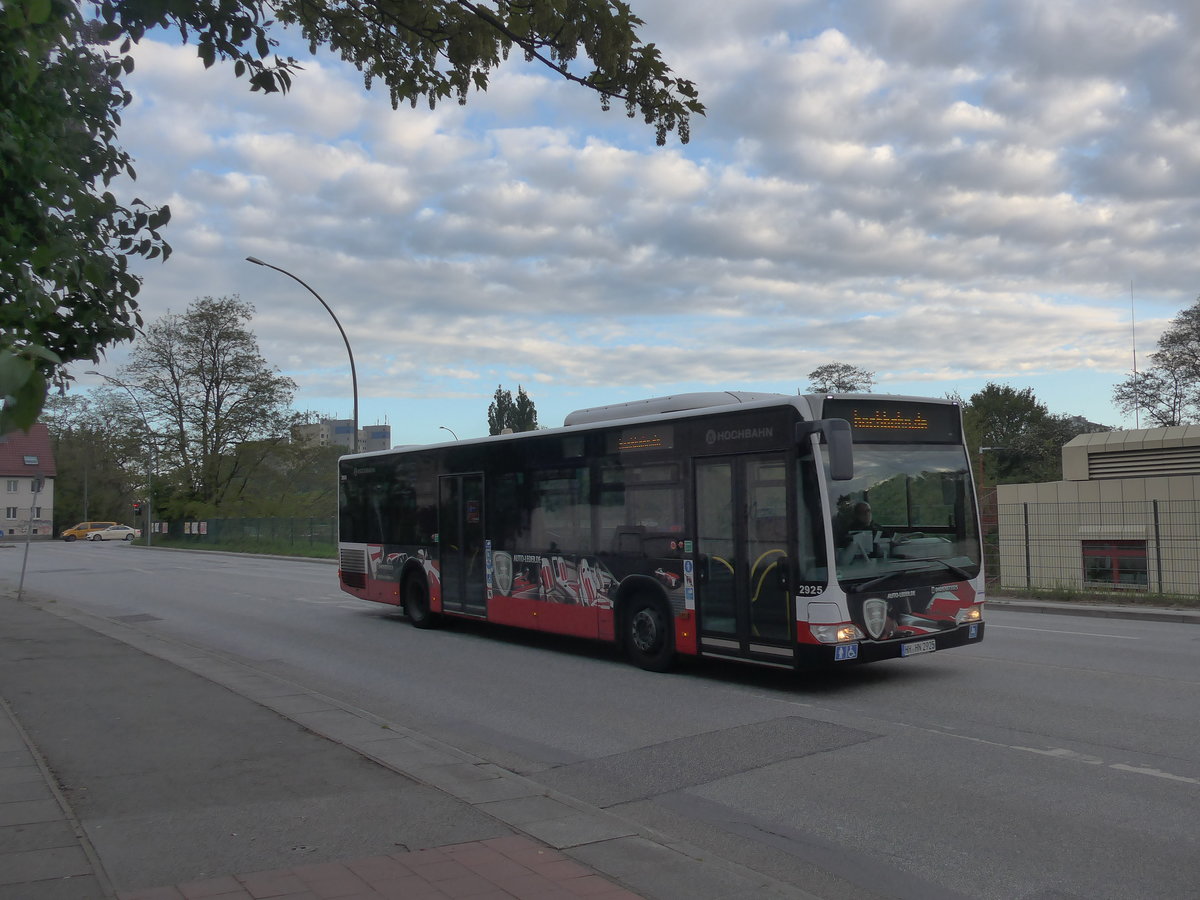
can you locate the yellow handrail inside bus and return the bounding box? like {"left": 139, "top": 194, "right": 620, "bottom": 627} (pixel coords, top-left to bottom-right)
{"left": 749, "top": 548, "right": 787, "bottom": 603}
{"left": 749, "top": 549, "right": 788, "bottom": 638}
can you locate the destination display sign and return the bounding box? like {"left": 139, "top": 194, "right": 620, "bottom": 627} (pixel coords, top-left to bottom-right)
{"left": 612, "top": 425, "right": 676, "bottom": 453}
{"left": 821, "top": 399, "right": 962, "bottom": 444}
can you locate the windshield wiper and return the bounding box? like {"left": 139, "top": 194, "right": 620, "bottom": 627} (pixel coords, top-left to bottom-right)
{"left": 850, "top": 557, "right": 972, "bottom": 594}
{"left": 849, "top": 570, "right": 906, "bottom": 593}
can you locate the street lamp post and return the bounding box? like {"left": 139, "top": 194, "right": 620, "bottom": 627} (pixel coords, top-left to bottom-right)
{"left": 245, "top": 256, "right": 359, "bottom": 453}
{"left": 85, "top": 371, "right": 154, "bottom": 547}
{"left": 438, "top": 426, "right": 459, "bottom": 441}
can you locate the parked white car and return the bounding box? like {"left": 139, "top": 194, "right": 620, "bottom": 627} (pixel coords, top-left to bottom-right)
{"left": 87, "top": 524, "right": 141, "bottom": 541}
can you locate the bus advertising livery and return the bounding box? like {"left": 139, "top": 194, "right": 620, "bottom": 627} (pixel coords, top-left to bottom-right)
{"left": 337, "top": 392, "right": 985, "bottom": 671}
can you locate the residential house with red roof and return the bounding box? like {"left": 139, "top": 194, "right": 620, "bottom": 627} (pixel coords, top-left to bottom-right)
{"left": 0, "top": 424, "right": 56, "bottom": 537}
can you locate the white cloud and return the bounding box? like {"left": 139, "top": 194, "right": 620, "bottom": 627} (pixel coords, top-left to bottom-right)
{"left": 89, "top": 3, "right": 1200, "bottom": 440}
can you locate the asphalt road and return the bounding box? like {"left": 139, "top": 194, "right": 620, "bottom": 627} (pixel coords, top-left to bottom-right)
{"left": 3, "top": 540, "right": 1198, "bottom": 900}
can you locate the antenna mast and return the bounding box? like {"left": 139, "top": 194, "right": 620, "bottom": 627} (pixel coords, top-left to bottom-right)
{"left": 1131, "top": 280, "right": 1139, "bottom": 429}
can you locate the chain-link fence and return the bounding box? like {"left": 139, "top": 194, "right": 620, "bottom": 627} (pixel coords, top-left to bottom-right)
{"left": 159, "top": 517, "right": 336, "bottom": 554}
{"left": 994, "top": 500, "right": 1200, "bottom": 597}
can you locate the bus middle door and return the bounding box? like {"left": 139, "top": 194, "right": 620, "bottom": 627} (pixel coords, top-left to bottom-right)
{"left": 438, "top": 473, "right": 487, "bottom": 616}
{"left": 695, "top": 453, "right": 793, "bottom": 660}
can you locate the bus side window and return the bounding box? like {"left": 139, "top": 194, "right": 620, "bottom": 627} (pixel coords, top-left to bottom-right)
{"left": 492, "top": 472, "right": 530, "bottom": 552}
{"left": 596, "top": 463, "right": 682, "bottom": 555}
{"left": 596, "top": 465, "right": 625, "bottom": 552}
{"left": 530, "top": 466, "right": 591, "bottom": 554}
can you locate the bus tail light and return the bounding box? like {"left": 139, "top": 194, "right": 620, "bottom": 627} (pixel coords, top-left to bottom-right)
{"left": 810, "top": 623, "right": 864, "bottom": 644}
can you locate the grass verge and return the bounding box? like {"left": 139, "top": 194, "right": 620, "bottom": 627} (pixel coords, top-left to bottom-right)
{"left": 992, "top": 584, "right": 1200, "bottom": 609}
{"left": 142, "top": 538, "right": 336, "bottom": 560}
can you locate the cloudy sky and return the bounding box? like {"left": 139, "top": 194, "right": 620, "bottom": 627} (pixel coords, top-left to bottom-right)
{"left": 80, "top": 0, "right": 1200, "bottom": 444}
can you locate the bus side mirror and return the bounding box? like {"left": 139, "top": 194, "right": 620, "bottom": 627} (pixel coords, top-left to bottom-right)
{"left": 796, "top": 418, "right": 854, "bottom": 481}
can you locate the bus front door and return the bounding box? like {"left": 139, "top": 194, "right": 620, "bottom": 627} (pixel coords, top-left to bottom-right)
{"left": 438, "top": 474, "right": 487, "bottom": 616}
{"left": 695, "top": 454, "right": 792, "bottom": 659}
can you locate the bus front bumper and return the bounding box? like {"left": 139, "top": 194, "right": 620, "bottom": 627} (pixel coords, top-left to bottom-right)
{"left": 803, "top": 621, "right": 986, "bottom": 667}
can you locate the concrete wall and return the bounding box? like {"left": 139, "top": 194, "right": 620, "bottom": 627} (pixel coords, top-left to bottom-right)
{"left": 995, "top": 426, "right": 1200, "bottom": 595}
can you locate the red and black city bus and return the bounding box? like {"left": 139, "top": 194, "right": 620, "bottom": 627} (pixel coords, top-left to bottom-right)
{"left": 337, "top": 392, "right": 985, "bottom": 671}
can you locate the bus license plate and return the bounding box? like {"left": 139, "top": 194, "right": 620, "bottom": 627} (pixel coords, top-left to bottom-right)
{"left": 901, "top": 639, "right": 937, "bottom": 657}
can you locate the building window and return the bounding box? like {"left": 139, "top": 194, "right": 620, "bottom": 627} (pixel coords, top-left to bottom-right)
{"left": 4, "top": 507, "right": 17, "bottom": 520}
{"left": 1082, "top": 540, "right": 1148, "bottom": 589}
{"left": 32, "top": 507, "right": 41, "bottom": 519}
{"left": 5, "top": 480, "right": 16, "bottom": 492}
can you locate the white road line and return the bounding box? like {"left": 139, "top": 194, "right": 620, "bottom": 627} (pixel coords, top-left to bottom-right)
{"left": 943, "top": 732, "right": 1199, "bottom": 786}
{"left": 987, "top": 624, "right": 1140, "bottom": 639}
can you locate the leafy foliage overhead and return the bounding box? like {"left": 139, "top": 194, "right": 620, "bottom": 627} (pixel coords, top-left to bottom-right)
{"left": 1, "top": 0, "right": 169, "bottom": 432}
{"left": 95, "top": 0, "right": 704, "bottom": 143}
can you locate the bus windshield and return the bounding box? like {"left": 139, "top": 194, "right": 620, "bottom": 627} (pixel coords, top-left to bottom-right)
{"left": 823, "top": 444, "right": 981, "bottom": 589}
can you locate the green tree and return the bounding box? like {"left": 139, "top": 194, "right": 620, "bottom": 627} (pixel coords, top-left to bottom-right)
{"left": 120, "top": 296, "right": 297, "bottom": 513}
{"left": 41, "top": 390, "right": 147, "bottom": 528}
{"left": 487, "top": 384, "right": 513, "bottom": 435}
{"left": 1, "top": 1, "right": 169, "bottom": 433}
{"left": 215, "top": 440, "right": 344, "bottom": 518}
{"left": 806, "top": 362, "right": 875, "bottom": 393}
{"left": 1113, "top": 296, "right": 1200, "bottom": 426}
{"left": 2, "top": 0, "right": 701, "bottom": 433}
{"left": 488, "top": 384, "right": 538, "bottom": 434}
{"left": 961, "top": 383, "right": 1107, "bottom": 485}
{"left": 512, "top": 384, "right": 538, "bottom": 432}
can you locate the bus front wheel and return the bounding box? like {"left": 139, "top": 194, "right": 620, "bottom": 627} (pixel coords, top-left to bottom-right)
{"left": 625, "top": 596, "right": 675, "bottom": 672}
{"left": 403, "top": 575, "right": 437, "bottom": 629}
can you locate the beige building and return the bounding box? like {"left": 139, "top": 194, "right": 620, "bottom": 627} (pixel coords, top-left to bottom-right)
{"left": 996, "top": 426, "right": 1200, "bottom": 595}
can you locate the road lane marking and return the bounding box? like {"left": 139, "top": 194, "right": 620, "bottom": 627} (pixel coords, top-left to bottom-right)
{"left": 986, "top": 624, "right": 1140, "bottom": 639}
{"left": 944, "top": 732, "right": 1199, "bottom": 786}
{"left": 1109, "top": 764, "right": 1200, "bottom": 784}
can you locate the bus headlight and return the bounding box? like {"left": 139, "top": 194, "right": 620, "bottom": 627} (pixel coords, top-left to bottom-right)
{"left": 811, "top": 623, "right": 865, "bottom": 644}
{"left": 955, "top": 605, "right": 983, "bottom": 624}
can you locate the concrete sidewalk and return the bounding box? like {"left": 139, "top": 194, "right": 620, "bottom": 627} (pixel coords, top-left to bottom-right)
{"left": 0, "top": 592, "right": 812, "bottom": 900}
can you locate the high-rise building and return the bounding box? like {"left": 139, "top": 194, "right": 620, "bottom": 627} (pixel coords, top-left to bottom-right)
{"left": 291, "top": 419, "right": 390, "bottom": 452}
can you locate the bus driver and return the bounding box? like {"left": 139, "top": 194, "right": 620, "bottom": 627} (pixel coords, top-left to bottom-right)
{"left": 836, "top": 501, "right": 885, "bottom": 561}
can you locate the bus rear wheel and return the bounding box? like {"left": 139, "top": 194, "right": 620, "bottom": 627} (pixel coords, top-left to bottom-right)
{"left": 403, "top": 575, "right": 437, "bottom": 629}
{"left": 625, "top": 596, "right": 675, "bottom": 672}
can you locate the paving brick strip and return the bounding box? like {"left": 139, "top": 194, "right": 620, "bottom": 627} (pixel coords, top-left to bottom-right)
{"left": 115, "top": 836, "right": 634, "bottom": 900}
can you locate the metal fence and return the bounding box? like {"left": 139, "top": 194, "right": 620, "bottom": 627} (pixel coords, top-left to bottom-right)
{"left": 162, "top": 517, "right": 336, "bottom": 551}
{"left": 157, "top": 503, "right": 1200, "bottom": 596}
{"left": 994, "top": 500, "right": 1200, "bottom": 597}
